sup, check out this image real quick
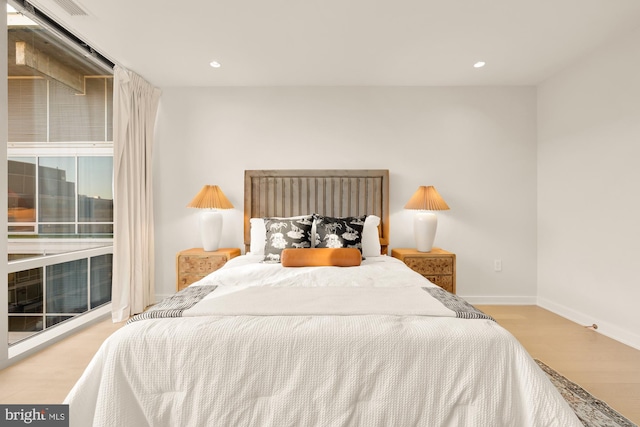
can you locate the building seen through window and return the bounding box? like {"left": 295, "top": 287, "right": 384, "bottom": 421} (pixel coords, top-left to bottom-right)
{"left": 6, "top": 1, "right": 114, "bottom": 345}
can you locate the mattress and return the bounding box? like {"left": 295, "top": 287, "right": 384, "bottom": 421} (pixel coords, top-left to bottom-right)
{"left": 64, "top": 255, "right": 582, "bottom": 427}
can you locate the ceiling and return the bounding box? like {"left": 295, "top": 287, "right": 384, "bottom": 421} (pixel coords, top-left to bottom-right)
{"left": 23, "top": 0, "right": 640, "bottom": 88}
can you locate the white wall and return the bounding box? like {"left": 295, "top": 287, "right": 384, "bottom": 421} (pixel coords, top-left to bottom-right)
{"left": 538, "top": 26, "right": 640, "bottom": 349}
{"left": 154, "top": 86, "right": 538, "bottom": 302}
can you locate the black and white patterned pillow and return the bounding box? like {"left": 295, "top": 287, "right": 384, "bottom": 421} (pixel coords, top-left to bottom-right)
{"left": 313, "top": 214, "right": 366, "bottom": 253}
{"left": 263, "top": 216, "right": 313, "bottom": 262}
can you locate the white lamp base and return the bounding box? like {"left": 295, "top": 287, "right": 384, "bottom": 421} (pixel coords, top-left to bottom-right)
{"left": 200, "top": 211, "right": 222, "bottom": 251}
{"left": 414, "top": 212, "right": 437, "bottom": 252}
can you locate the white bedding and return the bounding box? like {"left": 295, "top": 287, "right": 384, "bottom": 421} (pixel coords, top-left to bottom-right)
{"left": 184, "top": 286, "right": 456, "bottom": 317}
{"left": 65, "top": 256, "right": 581, "bottom": 427}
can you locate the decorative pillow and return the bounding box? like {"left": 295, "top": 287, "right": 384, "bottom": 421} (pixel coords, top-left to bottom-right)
{"left": 281, "top": 248, "right": 362, "bottom": 267}
{"left": 362, "top": 215, "right": 382, "bottom": 257}
{"left": 313, "top": 214, "right": 366, "bottom": 253}
{"left": 250, "top": 215, "right": 314, "bottom": 255}
{"left": 263, "top": 216, "right": 313, "bottom": 262}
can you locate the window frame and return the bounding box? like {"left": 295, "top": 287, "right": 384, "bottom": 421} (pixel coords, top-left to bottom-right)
{"left": 8, "top": 142, "right": 114, "bottom": 239}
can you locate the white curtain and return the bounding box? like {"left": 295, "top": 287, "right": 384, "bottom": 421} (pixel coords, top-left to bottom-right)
{"left": 112, "top": 65, "right": 162, "bottom": 322}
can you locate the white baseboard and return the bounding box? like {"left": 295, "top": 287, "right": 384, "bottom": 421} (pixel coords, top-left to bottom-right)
{"left": 461, "top": 295, "right": 538, "bottom": 305}
{"left": 537, "top": 297, "right": 640, "bottom": 351}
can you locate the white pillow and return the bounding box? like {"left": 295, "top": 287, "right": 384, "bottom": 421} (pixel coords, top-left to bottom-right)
{"left": 249, "top": 218, "right": 267, "bottom": 255}
{"left": 362, "top": 215, "right": 382, "bottom": 257}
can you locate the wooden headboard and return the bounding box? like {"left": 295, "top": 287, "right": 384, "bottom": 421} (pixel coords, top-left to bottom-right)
{"left": 244, "top": 169, "right": 390, "bottom": 254}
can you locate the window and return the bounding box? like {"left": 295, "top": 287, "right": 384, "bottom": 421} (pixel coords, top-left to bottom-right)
{"left": 8, "top": 155, "right": 114, "bottom": 237}
{"left": 6, "top": 1, "right": 114, "bottom": 348}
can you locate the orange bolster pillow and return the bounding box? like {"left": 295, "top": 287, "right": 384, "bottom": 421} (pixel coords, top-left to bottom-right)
{"left": 281, "top": 248, "right": 362, "bottom": 267}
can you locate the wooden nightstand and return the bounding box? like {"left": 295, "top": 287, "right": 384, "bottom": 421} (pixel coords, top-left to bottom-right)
{"left": 176, "top": 248, "right": 241, "bottom": 291}
{"left": 391, "top": 248, "right": 456, "bottom": 294}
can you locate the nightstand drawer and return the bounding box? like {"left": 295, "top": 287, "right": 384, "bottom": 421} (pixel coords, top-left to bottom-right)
{"left": 391, "top": 248, "right": 456, "bottom": 294}
{"left": 423, "top": 275, "right": 454, "bottom": 293}
{"left": 177, "top": 272, "right": 212, "bottom": 290}
{"left": 402, "top": 257, "right": 453, "bottom": 276}
{"left": 176, "top": 248, "right": 241, "bottom": 291}
{"left": 178, "top": 255, "right": 227, "bottom": 276}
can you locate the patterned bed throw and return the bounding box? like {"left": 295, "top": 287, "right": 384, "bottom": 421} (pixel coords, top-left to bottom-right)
{"left": 127, "top": 284, "right": 494, "bottom": 323}
{"left": 127, "top": 285, "right": 218, "bottom": 324}
{"left": 422, "top": 287, "right": 495, "bottom": 321}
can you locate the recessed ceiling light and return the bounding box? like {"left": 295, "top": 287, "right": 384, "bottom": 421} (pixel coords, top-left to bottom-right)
{"left": 473, "top": 61, "right": 486, "bottom": 68}
{"left": 209, "top": 61, "right": 221, "bottom": 68}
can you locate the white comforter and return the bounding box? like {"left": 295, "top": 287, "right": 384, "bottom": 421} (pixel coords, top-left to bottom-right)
{"left": 65, "top": 256, "right": 581, "bottom": 427}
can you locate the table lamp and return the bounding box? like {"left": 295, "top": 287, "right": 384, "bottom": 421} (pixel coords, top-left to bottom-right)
{"left": 187, "top": 185, "right": 234, "bottom": 251}
{"left": 404, "top": 186, "right": 450, "bottom": 252}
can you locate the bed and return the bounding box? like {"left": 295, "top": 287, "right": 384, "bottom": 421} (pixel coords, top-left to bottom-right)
{"left": 64, "top": 169, "right": 581, "bottom": 427}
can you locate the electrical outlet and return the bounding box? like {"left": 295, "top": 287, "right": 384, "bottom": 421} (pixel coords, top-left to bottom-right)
{"left": 494, "top": 259, "right": 502, "bottom": 272}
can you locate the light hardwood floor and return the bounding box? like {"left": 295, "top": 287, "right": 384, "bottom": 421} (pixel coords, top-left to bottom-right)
{"left": 0, "top": 306, "right": 639, "bottom": 424}
{"left": 478, "top": 305, "right": 640, "bottom": 424}
{"left": 0, "top": 318, "right": 124, "bottom": 403}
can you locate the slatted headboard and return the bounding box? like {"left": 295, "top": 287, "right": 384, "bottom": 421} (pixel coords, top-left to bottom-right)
{"left": 244, "top": 169, "right": 390, "bottom": 254}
